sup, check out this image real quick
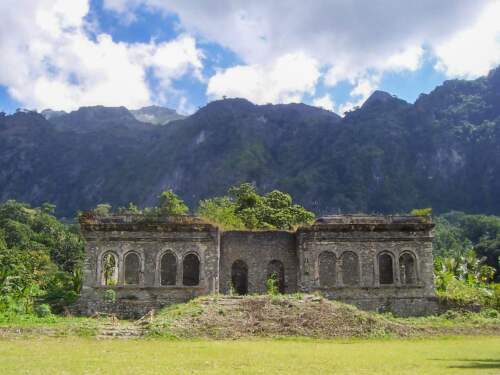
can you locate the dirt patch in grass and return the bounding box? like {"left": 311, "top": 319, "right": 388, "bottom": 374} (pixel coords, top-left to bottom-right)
{"left": 149, "top": 294, "right": 415, "bottom": 339}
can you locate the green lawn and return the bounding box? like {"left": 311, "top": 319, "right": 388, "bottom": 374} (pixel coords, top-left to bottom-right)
{"left": 0, "top": 336, "right": 499, "bottom": 374}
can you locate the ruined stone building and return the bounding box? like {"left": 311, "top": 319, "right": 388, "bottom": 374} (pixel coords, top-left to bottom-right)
{"left": 77, "top": 214, "right": 437, "bottom": 317}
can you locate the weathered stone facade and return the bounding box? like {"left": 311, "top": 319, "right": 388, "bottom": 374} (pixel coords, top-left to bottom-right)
{"left": 76, "top": 213, "right": 437, "bottom": 317}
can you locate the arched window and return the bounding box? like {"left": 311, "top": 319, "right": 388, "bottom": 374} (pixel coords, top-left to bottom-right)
{"left": 267, "top": 260, "right": 285, "bottom": 293}
{"left": 319, "top": 251, "right": 336, "bottom": 287}
{"left": 124, "top": 252, "right": 140, "bottom": 285}
{"left": 183, "top": 253, "right": 200, "bottom": 286}
{"left": 101, "top": 252, "right": 118, "bottom": 286}
{"left": 378, "top": 253, "right": 394, "bottom": 285}
{"left": 341, "top": 251, "right": 359, "bottom": 286}
{"left": 399, "top": 253, "right": 417, "bottom": 285}
{"left": 231, "top": 260, "right": 248, "bottom": 295}
{"left": 160, "top": 251, "right": 177, "bottom": 286}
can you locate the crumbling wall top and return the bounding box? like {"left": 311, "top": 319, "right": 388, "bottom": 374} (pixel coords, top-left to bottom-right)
{"left": 79, "top": 212, "right": 217, "bottom": 233}
{"left": 299, "top": 214, "right": 434, "bottom": 233}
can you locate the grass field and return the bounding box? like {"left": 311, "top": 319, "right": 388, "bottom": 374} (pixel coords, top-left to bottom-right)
{"left": 1, "top": 336, "right": 499, "bottom": 374}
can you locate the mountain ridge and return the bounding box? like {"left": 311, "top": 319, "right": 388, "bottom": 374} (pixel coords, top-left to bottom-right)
{"left": 1, "top": 67, "right": 500, "bottom": 217}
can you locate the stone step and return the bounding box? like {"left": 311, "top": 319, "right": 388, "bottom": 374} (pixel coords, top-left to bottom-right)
{"left": 97, "top": 322, "right": 145, "bottom": 339}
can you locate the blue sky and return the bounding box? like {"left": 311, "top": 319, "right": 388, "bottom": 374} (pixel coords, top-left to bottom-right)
{"left": 0, "top": 0, "right": 499, "bottom": 115}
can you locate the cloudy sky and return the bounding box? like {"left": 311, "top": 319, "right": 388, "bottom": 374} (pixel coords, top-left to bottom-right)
{"left": 1, "top": 0, "right": 499, "bottom": 115}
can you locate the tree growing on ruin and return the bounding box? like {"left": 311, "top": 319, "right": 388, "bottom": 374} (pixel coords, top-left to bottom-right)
{"left": 158, "top": 189, "right": 189, "bottom": 215}
{"left": 197, "top": 183, "right": 315, "bottom": 230}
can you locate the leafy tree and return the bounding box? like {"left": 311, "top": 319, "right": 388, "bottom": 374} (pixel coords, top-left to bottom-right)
{"left": 41, "top": 203, "right": 56, "bottom": 215}
{"left": 435, "top": 212, "right": 500, "bottom": 280}
{"left": 0, "top": 200, "right": 83, "bottom": 314}
{"left": 435, "top": 250, "right": 495, "bottom": 285}
{"left": 93, "top": 203, "right": 112, "bottom": 216}
{"left": 475, "top": 237, "right": 500, "bottom": 280}
{"left": 433, "top": 217, "right": 473, "bottom": 258}
{"left": 197, "top": 197, "right": 245, "bottom": 229}
{"left": 116, "top": 202, "right": 142, "bottom": 215}
{"left": 158, "top": 190, "right": 189, "bottom": 215}
{"left": 198, "top": 183, "right": 315, "bottom": 230}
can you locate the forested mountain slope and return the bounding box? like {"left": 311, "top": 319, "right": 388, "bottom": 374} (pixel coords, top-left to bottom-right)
{"left": 1, "top": 68, "right": 499, "bottom": 217}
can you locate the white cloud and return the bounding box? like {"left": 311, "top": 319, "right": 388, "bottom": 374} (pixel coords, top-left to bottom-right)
{"left": 0, "top": 0, "right": 204, "bottom": 111}
{"left": 207, "top": 52, "right": 320, "bottom": 104}
{"left": 312, "top": 95, "right": 334, "bottom": 111}
{"left": 146, "top": 35, "right": 204, "bottom": 89}
{"left": 324, "top": 73, "right": 382, "bottom": 115}
{"left": 434, "top": 1, "right": 500, "bottom": 78}
{"left": 104, "top": 1, "right": 487, "bottom": 67}
{"left": 176, "top": 96, "right": 196, "bottom": 115}
{"left": 104, "top": 0, "right": 500, "bottom": 111}
{"left": 3, "top": 1, "right": 499, "bottom": 112}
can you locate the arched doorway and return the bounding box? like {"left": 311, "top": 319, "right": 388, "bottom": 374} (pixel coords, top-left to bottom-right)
{"left": 183, "top": 253, "right": 200, "bottom": 286}
{"left": 124, "top": 252, "right": 140, "bottom": 285}
{"left": 318, "top": 251, "right": 336, "bottom": 287}
{"left": 378, "top": 253, "right": 394, "bottom": 285}
{"left": 399, "top": 253, "right": 417, "bottom": 285}
{"left": 341, "top": 251, "right": 360, "bottom": 286}
{"left": 101, "top": 252, "right": 118, "bottom": 286}
{"left": 267, "top": 260, "right": 285, "bottom": 293}
{"left": 231, "top": 260, "right": 248, "bottom": 295}
{"left": 160, "top": 251, "right": 177, "bottom": 286}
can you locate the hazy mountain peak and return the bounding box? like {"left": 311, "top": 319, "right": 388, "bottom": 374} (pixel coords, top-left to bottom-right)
{"left": 40, "top": 109, "right": 67, "bottom": 120}
{"left": 43, "top": 105, "right": 149, "bottom": 133}
{"left": 363, "top": 91, "right": 399, "bottom": 106}
{"left": 72, "top": 105, "right": 134, "bottom": 119}
{"left": 130, "top": 105, "right": 185, "bottom": 125}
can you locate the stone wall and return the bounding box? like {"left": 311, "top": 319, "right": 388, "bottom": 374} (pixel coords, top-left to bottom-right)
{"left": 220, "top": 231, "right": 297, "bottom": 294}
{"left": 76, "top": 213, "right": 438, "bottom": 318}
{"left": 296, "top": 215, "right": 436, "bottom": 316}
{"left": 76, "top": 214, "right": 219, "bottom": 318}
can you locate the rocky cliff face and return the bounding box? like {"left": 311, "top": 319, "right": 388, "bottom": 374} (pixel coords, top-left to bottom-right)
{"left": 1, "top": 68, "right": 500, "bottom": 217}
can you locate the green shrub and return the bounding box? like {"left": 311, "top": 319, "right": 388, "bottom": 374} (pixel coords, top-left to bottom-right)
{"left": 103, "top": 289, "right": 116, "bottom": 303}
{"left": 483, "top": 308, "right": 499, "bottom": 319}
{"left": 266, "top": 273, "right": 279, "bottom": 296}
{"left": 487, "top": 283, "right": 500, "bottom": 310}
{"left": 436, "top": 271, "right": 500, "bottom": 310}
{"left": 34, "top": 303, "right": 52, "bottom": 317}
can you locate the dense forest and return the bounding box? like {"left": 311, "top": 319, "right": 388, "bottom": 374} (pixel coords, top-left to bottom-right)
{"left": 1, "top": 67, "right": 500, "bottom": 217}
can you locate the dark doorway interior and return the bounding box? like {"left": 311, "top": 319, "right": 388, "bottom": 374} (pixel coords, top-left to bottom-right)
{"left": 183, "top": 254, "right": 200, "bottom": 286}
{"left": 231, "top": 260, "right": 248, "bottom": 295}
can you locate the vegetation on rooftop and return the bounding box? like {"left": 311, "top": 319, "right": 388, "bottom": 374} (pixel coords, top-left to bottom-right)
{"left": 197, "top": 183, "right": 315, "bottom": 230}
{"left": 89, "top": 183, "right": 315, "bottom": 230}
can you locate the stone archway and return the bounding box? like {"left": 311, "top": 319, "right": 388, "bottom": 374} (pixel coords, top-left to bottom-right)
{"left": 183, "top": 253, "right": 200, "bottom": 286}
{"left": 379, "top": 253, "right": 394, "bottom": 285}
{"left": 231, "top": 260, "right": 248, "bottom": 295}
{"left": 267, "top": 260, "right": 285, "bottom": 293}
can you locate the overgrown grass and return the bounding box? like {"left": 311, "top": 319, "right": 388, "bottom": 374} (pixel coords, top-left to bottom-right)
{"left": 435, "top": 276, "right": 500, "bottom": 310}
{"left": 2, "top": 294, "right": 500, "bottom": 340}
{"left": 151, "top": 295, "right": 378, "bottom": 339}
{"left": 1, "top": 336, "right": 500, "bottom": 374}
{"left": 0, "top": 313, "right": 100, "bottom": 336}
{"left": 389, "top": 308, "right": 500, "bottom": 335}
{"left": 148, "top": 294, "right": 500, "bottom": 339}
